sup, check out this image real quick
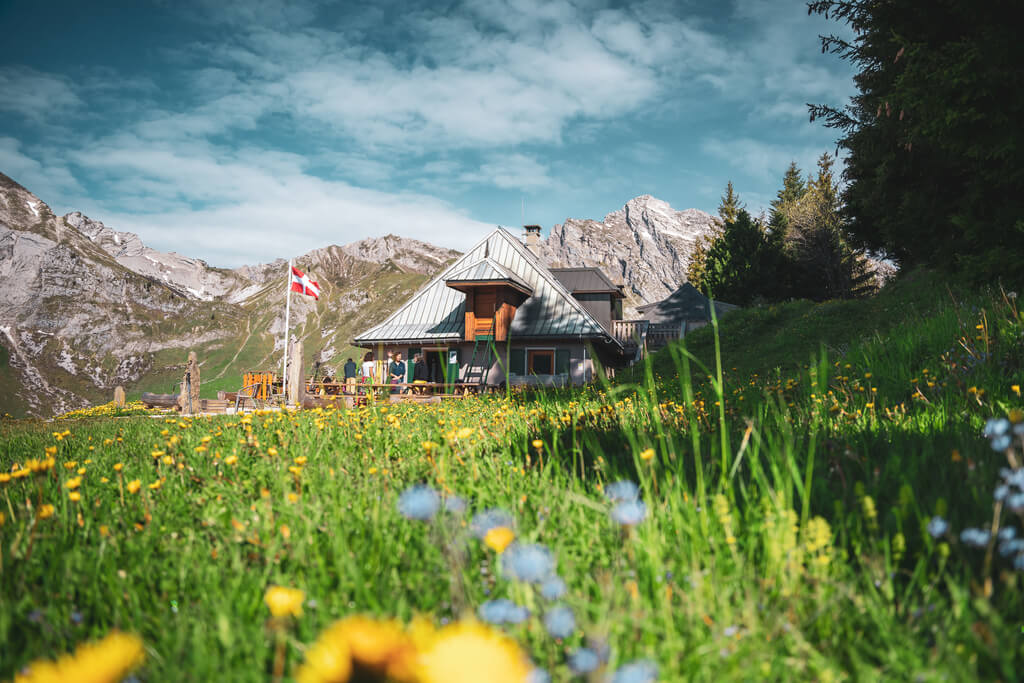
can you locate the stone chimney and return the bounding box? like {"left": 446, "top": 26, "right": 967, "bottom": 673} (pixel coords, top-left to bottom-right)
{"left": 523, "top": 225, "right": 542, "bottom": 256}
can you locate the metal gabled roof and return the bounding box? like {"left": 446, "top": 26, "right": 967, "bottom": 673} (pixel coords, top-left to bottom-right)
{"left": 635, "top": 283, "right": 740, "bottom": 324}
{"left": 550, "top": 267, "right": 623, "bottom": 296}
{"left": 445, "top": 257, "right": 533, "bottom": 295}
{"left": 354, "top": 228, "right": 622, "bottom": 346}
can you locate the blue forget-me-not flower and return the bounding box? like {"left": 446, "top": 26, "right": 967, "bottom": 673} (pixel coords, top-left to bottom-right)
{"left": 542, "top": 605, "right": 575, "bottom": 639}
{"left": 398, "top": 484, "right": 440, "bottom": 521}
{"left": 502, "top": 543, "right": 555, "bottom": 583}
{"left": 610, "top": 659, "right": 659, "bottom": 683}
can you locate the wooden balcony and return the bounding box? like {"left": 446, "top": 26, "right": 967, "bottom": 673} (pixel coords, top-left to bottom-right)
{"left": 611, "top": 319, "right": 650, "bottom": 348}
{"left": 645, "top": 323, "right": 682, "bottom": 351}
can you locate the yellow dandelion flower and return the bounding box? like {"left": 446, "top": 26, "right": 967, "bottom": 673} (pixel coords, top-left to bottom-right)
{"left": 68, "top": 491, "right": 81, "bottom": 502}
{"left": 295, "top": 629, "right": 352, "bottom": 683}
{"left": 294, "top": 456, "right": 307, "bottom": 465}
{"left": 37, "top": 504, "right": 55, "bottom": 519}
{"left": 225, "top": 455, "right": 239, "bottom": 466}
{"left": 65, "top": 477, "right": 82, "bottom": 490}
{"left": 416, "top": 620, "right": 531, "bottom": 683}
{"left": 299, "top": 616, "right": 418, "bottom": 682}
{"left": 288, "top": 493, "right": 299, "bottom": 503}
{"left": 531, "top": 439, "right": 543, "bottom": 450}
{"left": 340, "top": 616, "right": 414, "bottom": 673}
{"left": 16, "top": 631, "right": 144, "bottom": 683}
{"left": 44, "top": 446, "right": 58, "bottom": 456}
{"left": 267, "top": 447, "right": 279, "bottom": 457}
{"left": 639, "top": 448, "right": 655, "bottom": 461}
{"left": 148, "top": 480, "right": 162, "bottom": 490}
{"left": 264, "top": 585, "right": 305, "bottom": 618}
{"left": 126, "top": 480, "right": 142, "bottom": 494}
{"left": 100, "top": 525, "right": 110, "bottom": 537}
{"left": 484, "top": 526, "right": 515, "bottom": 553}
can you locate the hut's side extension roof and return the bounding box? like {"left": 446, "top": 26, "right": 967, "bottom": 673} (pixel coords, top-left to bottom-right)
{"left": 445, "top": 257, "right": 533, "bottom": 295}
{"left": 354, "top": 228, "right": 622, "bottom": 346}
{"left": 634, "top": 283, "right": 739, "bottom": 325}
{"left": 549, "top": 267, "right": 624, "bottom": 297}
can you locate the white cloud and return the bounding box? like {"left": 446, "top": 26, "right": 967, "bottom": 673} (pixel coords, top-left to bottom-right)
{"left": 0, "top": 0, "right": 860, "bottom": 267}
{"left": 49, "top": 134, "right": 492, "bottom": 265}
{"left": 0, "top": 67, "right": 82, "bottom": 124}
{"left": 460, "top": 153, "right": 553, "bottom": 190}
{"left": 701, "top": 136, "right": 825, "bottom": 187}
{"left": 0, "top": 138, "right": 83, "bottom": 200}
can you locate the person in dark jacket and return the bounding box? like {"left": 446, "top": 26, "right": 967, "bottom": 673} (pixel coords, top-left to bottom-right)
{"left": 389, "top": 352, "right": 406, "bottom": 393}
{"left": 343, "top": 357, "right": 357, "bottom": 394}
{"left": 412, "top": 352, "right": 429, "bottom": 393}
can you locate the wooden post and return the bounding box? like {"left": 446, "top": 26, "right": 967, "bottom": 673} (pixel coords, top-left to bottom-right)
{"left": 287, "top": 340, "right": 304, "bottom": 407}
{"left": 113, "top": 386, "right": 126, "bottom": 408}
{"left": 178, "top": 351, "right": 201, "bottom": 415}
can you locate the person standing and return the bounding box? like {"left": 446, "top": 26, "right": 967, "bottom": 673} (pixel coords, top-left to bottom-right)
{"left": 389, "top": 352, "right": 405, "bottom": 394}
{"left": 412, "top": 352, "right": 429, "bottom": 394}
{"left": 343, "top": 357, "right": 357, "bottom": 395}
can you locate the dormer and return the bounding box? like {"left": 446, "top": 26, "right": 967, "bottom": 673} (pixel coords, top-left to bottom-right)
{"left": 445, "top": 258, "right": 533, "bottom": 342}
{"left": 549, "top": 267, "right": 625, "bottom": 330}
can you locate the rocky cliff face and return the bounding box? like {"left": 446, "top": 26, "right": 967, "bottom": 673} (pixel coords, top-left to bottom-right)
{"left": 0, "top": 173, "right": 243, "bottom": 415}
{"left": 537, "top": 195, "right": 719, "bottom": 314}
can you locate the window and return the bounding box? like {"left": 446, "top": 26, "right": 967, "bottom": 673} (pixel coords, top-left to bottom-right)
{"left": 527, "top": 349, "right": 554, "bottom": 375}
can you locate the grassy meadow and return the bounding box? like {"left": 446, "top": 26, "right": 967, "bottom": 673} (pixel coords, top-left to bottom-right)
{"left": 1, "top": 272, "right": 1023, "bottom": 681}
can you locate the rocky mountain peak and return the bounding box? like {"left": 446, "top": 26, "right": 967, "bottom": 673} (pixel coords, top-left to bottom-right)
{"left": 537, "top": 195, "right": 718, "bottom": 313}
{"left": 340, "top": 234, "right": 460, "bottom": 274}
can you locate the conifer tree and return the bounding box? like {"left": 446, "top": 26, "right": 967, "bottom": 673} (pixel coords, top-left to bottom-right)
{"left": 809, "top": 0, "right": 1024, "bottom": 282}
{"left": 769, "top": 161, "right": 807, "bottom": 235}
{"left": 718, "top": 181, "right": 744, "bottom": 225}
{"left": 785, "top": 153, "right": 872, "bottom": 299}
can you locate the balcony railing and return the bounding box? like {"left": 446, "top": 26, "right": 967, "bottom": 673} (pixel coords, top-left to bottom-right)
{"left": 611, "top": 319, "right": 650, "bottom": 347}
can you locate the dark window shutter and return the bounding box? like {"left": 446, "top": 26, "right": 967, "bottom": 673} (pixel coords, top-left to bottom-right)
{"left": 509, "top": 348, "right": 526, "bottom": 375}
{"left": 555, "top": 349, "right": 571, "bottom": 375}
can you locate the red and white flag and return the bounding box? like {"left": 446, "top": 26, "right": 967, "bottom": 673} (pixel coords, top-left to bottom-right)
{"left": 290, "top": 265, "right": 321, "bottom": 300}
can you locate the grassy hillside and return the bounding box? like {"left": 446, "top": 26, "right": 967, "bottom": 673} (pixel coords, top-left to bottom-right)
{"left": 2, "top": 272, "right": 1022, "bottom": 680}
{"left": 0, "top": 343, "right": 26, "bottom": 418}
{"left": 646, "top": 270, "right": 962, "bottom": 389}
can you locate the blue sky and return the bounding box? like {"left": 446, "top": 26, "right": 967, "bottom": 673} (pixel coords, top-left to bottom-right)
{"left": 0, "top": 0, "right": 856, "bottom": 266}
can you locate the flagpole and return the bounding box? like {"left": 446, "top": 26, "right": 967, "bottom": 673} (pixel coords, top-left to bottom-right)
{"left": 283, "top": 259, "right": 292, "bottom": 405}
